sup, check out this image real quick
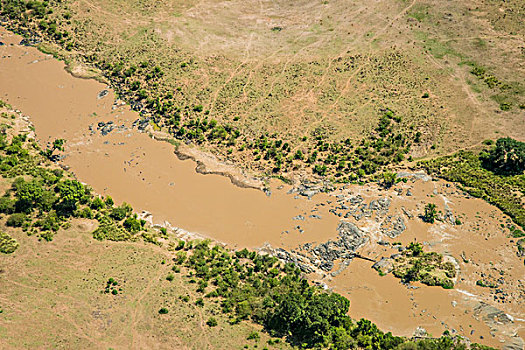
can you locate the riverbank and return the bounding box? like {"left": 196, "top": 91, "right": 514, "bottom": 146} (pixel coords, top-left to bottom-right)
{"left": 1, "top": 27, "right": 523, "bottom": 348}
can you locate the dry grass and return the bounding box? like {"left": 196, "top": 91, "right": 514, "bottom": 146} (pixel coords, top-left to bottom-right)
{"left": 2, "top": 0, "right": 524, "bottom": 175}
{"left": 0, "top": 220, "right": 287, "bottom": 349}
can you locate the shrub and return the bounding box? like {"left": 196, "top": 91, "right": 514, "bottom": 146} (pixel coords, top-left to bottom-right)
{"left": 110, "top": 203, "right": 132, "bottom": 221}
{"left": 90, "top": 197, "right": 105, "bottom": 210}
{"left": 56, "top": 179, "right": 90, "bottom": 214}
{"left": 39, "top": 230, "right": 54, "bottom": 242}
{"left": 422, "top": 203, "right": 437, "bottom": 223}
{"left": 381, "top": 171, "right": 397, "bottom": 188}
{"left": 123, "top": 216, "right": 141, "bottom": 232}
{"left": 0, "top": 231, "right": 19, "bottom": 254}
{"left": 247, "top": 332, "right": 260, "bottom": 341}
{"left": 420, "top": 150, "right": 525, "bottom": 229}
{"left": 104, "top": 196, "right": 114, "bottom": 206}
{"left": 6, "top": 213, "right": 26, "bottom": 227}
{"left": 158, "top": 308, "right": 169, "bottom": 314}
{"left": 92, "top": 220, "right": 132, "bottom": 241}
{"left": 206, "top": 317, "right": 218, "bottom": 327}
{"left": 0, "top": 196, "right": 15, "bottom": 214}
{"left": 13, "top": 179, "right": 46, "bottom": 213}
{"left": 34, "top": 211, "right": 60, "bottom": 231}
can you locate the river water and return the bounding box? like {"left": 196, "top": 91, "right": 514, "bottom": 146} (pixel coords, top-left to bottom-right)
{"left": 1, "top": 27, "right": 523, "bottom": 347}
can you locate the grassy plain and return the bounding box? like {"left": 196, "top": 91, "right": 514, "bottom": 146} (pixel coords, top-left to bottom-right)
{"left": 2, "top": 0, "right": 523, "bottom": 178}
{"left": 0, "top": 221, "right": 282, "bottom": 349}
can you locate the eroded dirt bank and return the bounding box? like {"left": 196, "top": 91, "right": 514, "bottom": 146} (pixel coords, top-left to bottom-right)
{"left": 0, "top": 28, "right": 523, "bottom": 348}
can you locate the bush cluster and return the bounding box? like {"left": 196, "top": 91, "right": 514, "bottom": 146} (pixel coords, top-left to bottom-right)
{"left": 0, "top": 131, "right": 151, "bottom": 243}
{"left": 171, "top": 240, "right": 486, "bottom": 349}
{"left": 391, "top": 243, "right": 455, "bottom": 289}
{"left": 0, "top": 231, "right": 19, "bottom": 253}
{"left": 420, "top": 140, "right": 525, "bottom": 230}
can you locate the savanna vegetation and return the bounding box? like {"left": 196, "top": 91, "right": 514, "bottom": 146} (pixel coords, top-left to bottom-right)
{"left": 0, "top": 106, "right": 162, "bottom": 244}
{"left": 0, "top": 0, "right": 522, "bottom": 347}
{"left": 0, "top": 0, "right": 419, "bottom": 181}
{"left": 3, "top": 0, "right": 522, "bottom": 185}
{"left": 166, "top": 239, "right": 489, "bottom": 349}
{"left": 0, "top": 101, "right": 494, "bottom": 349}
{"left": 0, "top": 230, "right": 18, "bottom": 253}
{"left": 420, "top": 138, "right": 525, "bottom": 230}
{"left": 391, "top": 243, "right": 456, "bottom": 289}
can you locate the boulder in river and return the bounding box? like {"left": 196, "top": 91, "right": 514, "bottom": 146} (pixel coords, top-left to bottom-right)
{"left": 97, "top": 89, "right": 109, "bottom": 99}
{"left": 19, "top": 38, "right": 41, "bottom": 46}
{"left": 412, "top": 326, "right": 428, "bottom": 338}
{"left": 380, "top": 215, "right": 406, "bottom": 238}
{"left": 372, "top": 257, "right": 394, "bottom": 274}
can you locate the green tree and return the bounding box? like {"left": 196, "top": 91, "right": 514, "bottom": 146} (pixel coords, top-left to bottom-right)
{"left": 481, "top": 137, "right": 525, "bottom": 175}
{"left": 6, "top": 213, "right": 26, "bottom": 227}
{"left": 423, "top": 203, "right": 437, "bottom": 223}
{"left": 381, "top": 171, "right": 397, "bottom": 188}
{"left": 110, "top": 203, "right": 132, "bottom": 220}
{"left": 13, "top": 178, "right": 44, "bottom": 213}
{"left": 123, "top": 215, "right": 141, "bottom": 232}
{"left": 0, "top": 232, "right": 19, "bottom": 254}
{"left": 206, "top": 317, "right": 218, "bottom": 327}
{"left": 41, "top": 138, "right": 65, "bottom": 161}
{"left": 56, "top": 179, "right": 90, "bottom": 214}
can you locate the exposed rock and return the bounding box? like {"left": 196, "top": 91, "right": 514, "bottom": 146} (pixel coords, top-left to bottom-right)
{"left": 397, "top": 171, "right": 432, "bottom": 182}
{"left": 308, "top": 221, "right": 369, "bottom": 271}
{"left": 473, "top": 302, "right": 513, "bottom": 326}
{"left": 271, "top": 248, "right": 314, "bottom": 274}
{"left": 97, "top": 89, "right": 109, "bottom": 99}
{"left": 287, "top": 180, "right": 334, "bottom": 199}
{"left": 352, "top": 203, "right": 372, "bottom": 221}
{"left": 369, "top": 197, "right": 391, "bottom": 217}
{"left": 348, "top": 195, "right": 364, "bottom": 205}
{"left": 503, "top": 337, "right": 525, "bottom": 350}
{"left": 330, "top": 259, "right": 352, "bottom": 277}
{"left": 372, "top": 257, "right": 394, "bottom": 274}
{"left": 413, "top": 326, "right": 428, "bottom": 338}
{"left": 380, "top": 215, "right": 406, "bottom": 238}
{"left": 19, "top": 38, "right": 41, "bottom": 46}
{"left": 444, "top": 209, "right": 455, "bottom": 225}
{"left": 96, "top": 121, "right": 127, "bottom": 136}
{"left": 132, "top": 117, "right": 152, "bottom": 132}
{"left": 402, "top": 207, "right": 414, "bottom": 219}
{"left": 516, "top": 239, "right": 525, "bottom": 257}
{"left": 336, "top": 221, "right": 369, "bottom": 251}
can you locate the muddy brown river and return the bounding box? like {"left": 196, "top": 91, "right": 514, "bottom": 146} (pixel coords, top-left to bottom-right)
{"left": 1, "top": 27, "right": 523, "bottom": 348}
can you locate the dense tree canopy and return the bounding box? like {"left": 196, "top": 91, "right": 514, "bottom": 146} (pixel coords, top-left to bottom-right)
{"left": 481, "top": 137, "right": 525, "bottom": 175}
